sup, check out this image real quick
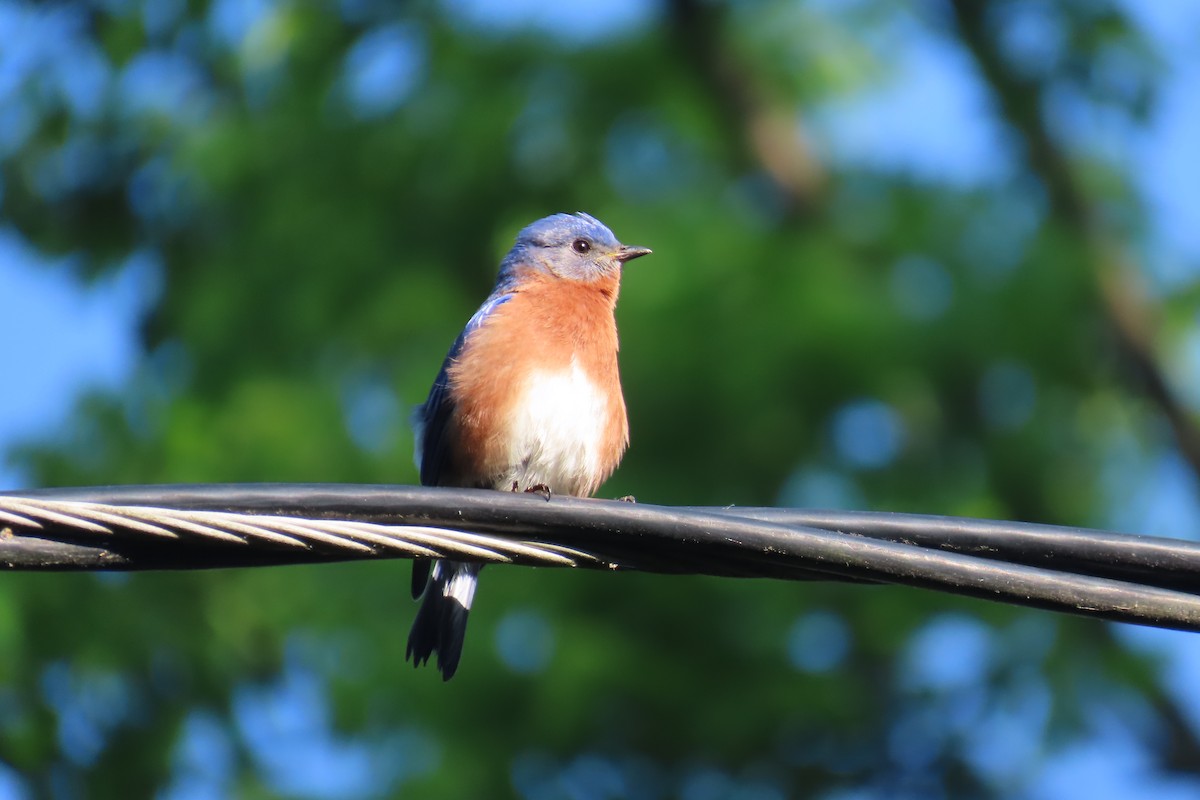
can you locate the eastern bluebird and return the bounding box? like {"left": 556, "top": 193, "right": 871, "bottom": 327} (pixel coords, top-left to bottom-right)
{"left": 406, "top": 212, "right": 651, "bottom": 680}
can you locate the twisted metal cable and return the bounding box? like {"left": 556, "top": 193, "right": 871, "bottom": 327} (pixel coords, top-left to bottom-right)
{"left": 2, "top": 484, "right": 1199, "bottom": 634}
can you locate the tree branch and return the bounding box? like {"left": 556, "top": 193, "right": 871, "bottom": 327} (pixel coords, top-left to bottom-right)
{"left": 667, "top": 0, "right": 824, "bottom": 214}
{"left": 947, "top": 0, "right": 1200, "bottom": 479}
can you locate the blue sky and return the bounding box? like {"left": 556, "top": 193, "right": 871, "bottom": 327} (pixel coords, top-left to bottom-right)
{"left": 0, "top": 234, "right": 154, "bottom": 487}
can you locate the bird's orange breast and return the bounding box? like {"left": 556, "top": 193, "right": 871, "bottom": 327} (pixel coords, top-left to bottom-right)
{"left": 444, "top": 271, "right": 628, "bottom": 496}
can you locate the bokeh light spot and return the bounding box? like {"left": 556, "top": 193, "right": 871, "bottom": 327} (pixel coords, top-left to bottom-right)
{"left": 830, "top": 399, "right": 906, "bottom": 470}
{"left": 978, "top": 360, "right": 1037, "bottom": 431}
{"left": 495, "top": 609, "right": 555, "bottom": 675}
{"left": 787, "top": 610, "right": 851, "bottom": 673}
{"left": 890, "top": 255, "right": 953, "bottom": 320}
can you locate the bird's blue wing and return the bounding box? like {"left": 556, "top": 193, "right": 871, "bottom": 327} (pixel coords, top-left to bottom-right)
{"left": 410, "top": 292, "right": 513, "bottom": 599}
{"left": 412, "top": 291, "right": 514, "bottom": 487}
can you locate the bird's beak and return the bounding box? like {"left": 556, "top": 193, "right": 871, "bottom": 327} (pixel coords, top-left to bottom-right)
{"left": 614, "top": 245, "right": 652, "bottom": 263}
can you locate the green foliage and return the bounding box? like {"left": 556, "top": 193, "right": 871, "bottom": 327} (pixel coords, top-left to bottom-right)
{"left": 1, "top": 1, "right": 1198, "bottom": 797}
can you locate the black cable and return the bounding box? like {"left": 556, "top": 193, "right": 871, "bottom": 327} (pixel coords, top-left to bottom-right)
{"left": 702, "top": 507, "right": 1200, "bottom": 593}
{"left": 2, "top": 483, "right": 1199, "bottom": 633}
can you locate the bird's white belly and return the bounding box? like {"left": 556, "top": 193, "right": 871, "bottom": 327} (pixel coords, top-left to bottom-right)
{"left": 501, "top": 360, "right": 609, "bottom": 496}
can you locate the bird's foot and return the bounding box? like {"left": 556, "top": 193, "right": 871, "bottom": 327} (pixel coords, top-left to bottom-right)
{"left": 524, "top": 483, "right": 552, "bottom": 501}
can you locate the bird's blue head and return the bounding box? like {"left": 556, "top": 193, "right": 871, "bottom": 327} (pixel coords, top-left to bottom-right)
{"left": 498, "top": 212, "right": 651, "bottom": 286}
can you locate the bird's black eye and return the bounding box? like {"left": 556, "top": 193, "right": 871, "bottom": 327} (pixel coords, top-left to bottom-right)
{"left": 572, "top": 239, "right": 591, "bottom": 254}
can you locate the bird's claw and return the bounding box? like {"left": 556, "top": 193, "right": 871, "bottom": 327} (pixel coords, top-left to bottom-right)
{"left": 524, "top": 483, "right": 552, "bottom": 501}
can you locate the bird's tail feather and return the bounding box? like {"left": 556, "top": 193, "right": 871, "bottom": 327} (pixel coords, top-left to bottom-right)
{"left": 406, "top": 560, "right": 480, "bottom": 681}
